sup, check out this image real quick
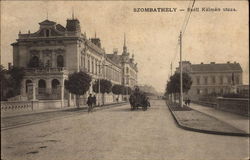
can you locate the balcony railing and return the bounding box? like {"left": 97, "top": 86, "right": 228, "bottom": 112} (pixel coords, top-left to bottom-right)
{"left": 24, "top": 67, "right": 67, "bottom": 74}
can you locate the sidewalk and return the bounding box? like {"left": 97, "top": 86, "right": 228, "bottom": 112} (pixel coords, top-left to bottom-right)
{"left": 1, "top": 102, "right": 127, "bottom": 130}
{"left": 1, "top": 101, "right": 127, "bottom": 118}
{"left": 189, "top": 103, "right": 249, "bottom": 134}
{"left": 167, "top": 102, "right": 249, "bottom": 137}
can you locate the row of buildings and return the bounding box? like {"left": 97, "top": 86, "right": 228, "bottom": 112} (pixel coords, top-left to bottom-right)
{"left": 11, "top": 16, "right": 138, "bottom": 105}
{"left": 175, "top": 61, "right": 246, "bottom": 101}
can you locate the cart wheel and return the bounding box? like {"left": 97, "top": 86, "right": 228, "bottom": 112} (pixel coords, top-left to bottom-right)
{"left": 142, "top": 106, "right": 147, "bottom": 111}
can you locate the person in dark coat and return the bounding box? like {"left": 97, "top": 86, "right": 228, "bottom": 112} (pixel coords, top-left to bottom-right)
{"left": 87, "top": 94, "right": 93, "bottom": 113}
{"left": 92, "top": 95, "right": 96, "bottom": 107}
{"left": 187, "top": 98, "right": 191, "bottom": 106}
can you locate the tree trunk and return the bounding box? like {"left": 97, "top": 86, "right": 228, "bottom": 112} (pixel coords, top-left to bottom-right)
{"left": 102, "top": 93, "right": 104, "bottom": 106}
{"left": 76, "top": 94, "right": 80, "bottom": 108}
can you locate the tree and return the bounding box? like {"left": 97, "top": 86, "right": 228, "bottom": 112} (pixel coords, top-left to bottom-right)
{"left": 165, "top": 72, "right": 192, "bottom": 102}
{"left": 0, "top": 66, "right": 25, "bottom": 100}
{"left": 7, "top": 67, "right": 25, "bottom": 95}
{"left": 112, "top": 84, "right": 123, "bottom": 95}
{"left": 65, "top": 71, "right": 92, "bottom": 108}
{"left": 112, "top": 84, "right": 124, "bottom": 101}
{"left": 92, "top": 79, "right": 112, "bottom": 105}
{"left": 0, "top": 65, "right": 8, "bottom": 100}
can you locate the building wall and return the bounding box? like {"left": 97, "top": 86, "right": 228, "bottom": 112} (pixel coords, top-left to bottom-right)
{"left": 188, "top": 71, "right": 243, "bottom": 101}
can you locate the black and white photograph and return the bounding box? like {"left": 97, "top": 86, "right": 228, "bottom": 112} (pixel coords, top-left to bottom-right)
{"left": 0, "top": 1, "right": 249, "bottom": 160}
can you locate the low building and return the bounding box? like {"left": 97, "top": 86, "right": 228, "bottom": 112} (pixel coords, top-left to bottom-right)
{"left": 176, "top": 61, "right": 243, "bottom": 101}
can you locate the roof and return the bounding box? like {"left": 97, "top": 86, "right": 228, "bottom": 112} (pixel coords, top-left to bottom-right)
{"left": 106, "top": 54, "right": 122, "bottom": 65}
{"left": 56, "top": 24, "right": 66, "bottom": 32}
{"left": 39, "top": 19, "right": 56, "bottom": 25}
{"left": 191, "top": 63, "right": 242, "bottom": 72}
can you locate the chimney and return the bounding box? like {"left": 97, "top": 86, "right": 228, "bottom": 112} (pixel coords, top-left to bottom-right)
{"left": 227, "top": 61, "right": 230, "bottom": 64}
{"left": 113, "top": 48, "right": 118, "bottom": 55}
{"left": 210, "top": 62, "right": 215, "bottom": 64}
{"left": 66, "top": 18, "right": 81, "bottom": 32}
{"left": 91, "top": 38, "right": 101, "bottom": 48}
{"left": 201, "top": 62, "right": 203, "bottom": 64}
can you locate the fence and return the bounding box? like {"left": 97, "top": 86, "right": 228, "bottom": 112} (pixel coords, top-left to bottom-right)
{"left": 216, "top": 97, "right": 249, "bottom": 116}
{"left": 1, "top": 101, "right": 33, "bottom": 111}
{"left": 192, "top": 100, "right": 217, "bottom": 108}
{"left": 1, "top": 100, "right": 69, "bottom": 112}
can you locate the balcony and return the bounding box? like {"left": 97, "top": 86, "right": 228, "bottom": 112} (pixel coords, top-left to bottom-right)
{"left": 24, "top": 67, "right": 68, "bottom": 75}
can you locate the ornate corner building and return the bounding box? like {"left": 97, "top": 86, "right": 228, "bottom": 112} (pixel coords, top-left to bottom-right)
{"left": 11, "top": 17, "right": 138, "bottom": 104}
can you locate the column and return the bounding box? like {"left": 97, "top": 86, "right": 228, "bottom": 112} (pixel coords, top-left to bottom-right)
{"left": 60, "top": 78, "right": 65, "bottom": 108}
{"left": 21, "top": 80, "right": 26, "bottom": 96}
{"left": 46, "top": 78, "right": 52, "bottom": 94}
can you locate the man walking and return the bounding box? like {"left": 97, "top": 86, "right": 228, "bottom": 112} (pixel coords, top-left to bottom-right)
{"left": 92, "top": 95, "right": 97, "bottom": 107}
{"left": 87, "top": 94, "right": 93, "bottom": 113}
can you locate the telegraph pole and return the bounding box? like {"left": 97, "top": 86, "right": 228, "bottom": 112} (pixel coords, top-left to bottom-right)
{"left": 180, "top": 31, "right": 183, "bottom": 108}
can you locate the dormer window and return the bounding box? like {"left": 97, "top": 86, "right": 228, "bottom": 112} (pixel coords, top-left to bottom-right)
{"left": 45, "top": 29, "right": 50, "bottom": 37}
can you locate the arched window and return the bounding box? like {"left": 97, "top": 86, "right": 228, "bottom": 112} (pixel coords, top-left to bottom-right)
{"left": 38, "top": 79, "right": 46, "bottom": 94}
{"left": 52, "top": 79, "right": 60, "bottom": 89}
{"left": 25, "top": 80, "right": 32, "bottom": 93}
{"left": 38, "top": 79, "right": 46, "bottom": 88}
{"left": 45, "top": 29, "right": 50, "bottom": 37}
{"left": 88, "top": 59, "right": 90, "bottom": 72}
{"left": 57, "top": 55, "right": 64, "bottom": 68}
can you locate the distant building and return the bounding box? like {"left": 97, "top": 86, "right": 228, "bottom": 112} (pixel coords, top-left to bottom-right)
{"left": 106, "top": 35, "right": 138, "bottom": 89}
{"left": 176, "top": 61, "right": 243, "bottom": 101}
{"left": 11, "top": 16, "right": 137, "bottom": 104}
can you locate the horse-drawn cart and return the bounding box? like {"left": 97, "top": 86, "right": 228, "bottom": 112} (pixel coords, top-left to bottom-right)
{"left": 129, "top": 92, "right": 150, "bottom": 111}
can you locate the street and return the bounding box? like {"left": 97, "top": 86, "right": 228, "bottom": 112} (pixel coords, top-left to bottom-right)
{"left": 1, "top": 100, "right": 249, "bottom": 160}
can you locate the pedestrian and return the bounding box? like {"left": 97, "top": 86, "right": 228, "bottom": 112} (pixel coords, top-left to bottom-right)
{"left": 87, "top": 94, "right": 93, "bottom": 113}
{"left": 116, "top": 97, "right": 119, "bottom": 103}
{"left": 187, "top": 98, "right": 191, "bottom": 106}
{"left": 92, "top": 95, "right": 96, "bottom": 107}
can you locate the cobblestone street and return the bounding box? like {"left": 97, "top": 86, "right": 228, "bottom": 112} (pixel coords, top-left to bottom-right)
{"left": 1, "top": 100, "right": 249, "bottom": 160}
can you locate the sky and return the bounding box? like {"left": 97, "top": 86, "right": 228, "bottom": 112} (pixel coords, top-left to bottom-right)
{"left": 1, "top": 1, "right": 249, "bottom": 92}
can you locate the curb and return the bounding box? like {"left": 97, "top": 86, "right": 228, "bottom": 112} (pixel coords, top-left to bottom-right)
{"left": 166, "top": 103, "right": 250, "bottom": 137}
{"left": 1, "top": 102, "right": 128, "bottom": 131}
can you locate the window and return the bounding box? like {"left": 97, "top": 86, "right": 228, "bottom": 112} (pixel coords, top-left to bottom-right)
{"left": 25, "top": 80, "right": 32, "bottom": 93}
{"left": 95, "top": 60, "right": 98, "bottom": 75}
{"left": 236, "top": 76, "right": 240, "bottom": 84}
{"left": 220, "top": 88, "right": 223, "bottom": 94}
{"left": 92, "top": 61, "right": 94, "bottom": 73}
{"left": 204, "top": 77, "right": 208, "bottom": 85}
{"left": 204, "top": 88, "right": 208, "bottom": 95}
{"left": 227, "top": 76, "right": 232, "bottom": 84}
{"left": 57, "top": 55, "right": 64, "bottom": 67}
{"left": 87, "top": 60, "right": 90, "bottom": 72}
{"left": 212, "top": 76, "right": 216, "bottom": 84}
{"left": 45, "top": 29, "right": 50, "bottom": 37}
{"left": 197, "top": 89, "right": 200, "bottom": 95}
{"left": 220, "top": 76, "right": 223, "bottom": 84}
{"left": 196, "top": 77, "right": 200, "bottom": 85}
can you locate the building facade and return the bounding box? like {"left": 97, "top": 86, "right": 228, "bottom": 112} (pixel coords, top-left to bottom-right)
{"left": 106, "top": 36, "right": 138, "bottom": 90}
{"left": 11, "top": 17, "right": 137, "bottom": 105}
{"left": 176, "top": 61, "right": 243, "bottom": 101}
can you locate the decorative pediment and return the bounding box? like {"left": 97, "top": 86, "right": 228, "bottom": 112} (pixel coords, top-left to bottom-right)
{"left": 54, "top": 48, "right": 65, "bottom": 54}
{"left": 42, "top": 49, "right": 52, "bottom": 56}
{"left": 30, "top": 49, "right": 40, "bottom": 55}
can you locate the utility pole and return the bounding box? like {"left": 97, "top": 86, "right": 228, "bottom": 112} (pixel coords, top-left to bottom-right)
{"left": 170, "top": 62, "right": 172, "bottom": 76}
{"left": 180, "top": 31, "right": 183, "bottom": 108}
{"left": 170, "top": 62, "right": 173, "bottom": 102}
